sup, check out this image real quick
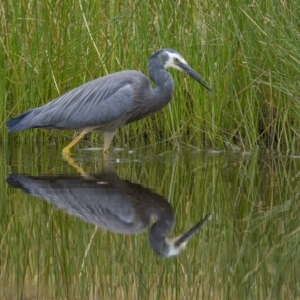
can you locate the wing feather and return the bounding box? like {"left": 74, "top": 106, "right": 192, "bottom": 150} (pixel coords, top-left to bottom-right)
{"left": 25, "top": 71, "right": 147, "bottom": 130}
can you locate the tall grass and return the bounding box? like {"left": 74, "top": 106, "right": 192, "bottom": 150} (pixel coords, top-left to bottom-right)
{"left": 1, "top": 0, "right": 300, "bottom": 151}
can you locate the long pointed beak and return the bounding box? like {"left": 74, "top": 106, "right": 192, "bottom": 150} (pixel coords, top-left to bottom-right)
{"left": 174, "top": 213, "right": 211, "bottom": 248}
{"left": 178, "top": 63, "right": 212, "bottom": 92}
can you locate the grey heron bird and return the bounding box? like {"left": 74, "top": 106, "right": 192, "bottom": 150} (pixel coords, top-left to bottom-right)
{"left": 7, "top": 169, "right": 211, "bottom": 258}
{"left": 6, "top": 49, "right": 212, "bottom": 153}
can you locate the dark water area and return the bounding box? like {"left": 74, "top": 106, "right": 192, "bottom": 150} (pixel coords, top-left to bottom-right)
{"left": 1, "top": 143, "right": 300, "bottom": 299}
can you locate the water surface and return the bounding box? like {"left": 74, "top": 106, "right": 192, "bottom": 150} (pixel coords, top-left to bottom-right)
{"left": 1, "top": 143, "right": 300, "bottom": 299}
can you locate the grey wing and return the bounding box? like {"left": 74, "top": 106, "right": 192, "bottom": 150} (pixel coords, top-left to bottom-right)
{"left": 6, "top": 174, "right": 140, "bottom": 233}
{"left": 22, "top": 71, "right": 144, "bottom": 130}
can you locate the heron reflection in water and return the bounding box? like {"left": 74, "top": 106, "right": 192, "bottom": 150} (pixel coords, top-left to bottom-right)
{"left": 7, "top": 160, "right": 211, "bottom": 257}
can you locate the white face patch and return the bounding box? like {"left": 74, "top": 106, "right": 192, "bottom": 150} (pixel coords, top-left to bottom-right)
{"left": 164, "top": 237, "right": 187, "bottom": 257}
{"left": 163, "top": 52, "right": 187, "bottom": 71}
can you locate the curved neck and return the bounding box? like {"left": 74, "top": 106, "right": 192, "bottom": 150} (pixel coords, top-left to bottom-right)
{"left": 148, "top": 207, "right": 175, "bottom": 256}
{"left": 148, "top": 59, "right": 175, "bottom": 109}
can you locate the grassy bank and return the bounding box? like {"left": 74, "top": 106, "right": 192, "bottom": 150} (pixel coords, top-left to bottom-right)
{"left": 1, "top": 0, "right": 299, "bottom": 151}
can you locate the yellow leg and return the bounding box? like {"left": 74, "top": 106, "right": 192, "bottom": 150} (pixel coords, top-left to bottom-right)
{"left": 62, "top": 130, "right": 88, "bottom": 154}
{"left": 62, "top": 153, "right": 95, "bottom": 179}
{"left": 103, "top": 131, "right": 116, "bottom": 153}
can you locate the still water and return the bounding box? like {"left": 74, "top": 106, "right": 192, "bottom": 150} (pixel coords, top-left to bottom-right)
{"left": 1, "top": 143, "right": 300, "bottom": 299}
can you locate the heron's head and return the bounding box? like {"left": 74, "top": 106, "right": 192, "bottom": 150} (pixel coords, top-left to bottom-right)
{"left": 154, "top": 49, "right": 212, "bottom": 92}
{"left": 150, "top": 213, "right": 211, "bottom": 258}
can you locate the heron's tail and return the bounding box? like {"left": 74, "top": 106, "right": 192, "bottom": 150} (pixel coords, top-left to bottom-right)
{"left": 6, "top": 110, "right": 34, "bottom": 132}
{"left": 7, "top": 174, "right": 24, "bottom": 188}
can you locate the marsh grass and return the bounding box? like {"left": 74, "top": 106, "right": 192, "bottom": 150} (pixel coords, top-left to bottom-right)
{"left": 1, "top": 0, "right": 300, "bottom": 152}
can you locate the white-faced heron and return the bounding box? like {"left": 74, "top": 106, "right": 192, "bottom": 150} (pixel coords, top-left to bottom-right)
{"left": 7, "top": 171, "right": 211, "bottom": 258}
{"left": 6, "top": 49, "right": 212, "bottom": 153}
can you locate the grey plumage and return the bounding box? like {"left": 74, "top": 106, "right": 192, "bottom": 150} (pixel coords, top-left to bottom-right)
{"left": 6, "top": 49, "right": 211, "bottom": 153}
{"left": 7, "top": 170, "right": 211, "bottom": 257}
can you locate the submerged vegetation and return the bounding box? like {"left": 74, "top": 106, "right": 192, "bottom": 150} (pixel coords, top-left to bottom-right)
{"left": 1, "top": 0, "right": 300, "bottom": 151}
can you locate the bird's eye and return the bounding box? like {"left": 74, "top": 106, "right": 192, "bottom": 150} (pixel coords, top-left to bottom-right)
{"left": 174, "top": 58, "right": 179, "bottom": 63}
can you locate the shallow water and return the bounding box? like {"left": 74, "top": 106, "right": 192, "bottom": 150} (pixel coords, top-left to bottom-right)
{"left": 1, "top": 143, "right": 300, "bottom": 299}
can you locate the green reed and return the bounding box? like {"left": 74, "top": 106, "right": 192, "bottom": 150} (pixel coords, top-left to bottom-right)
{"left": 1, "top": 0, "right": 300, "bottom": 151}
